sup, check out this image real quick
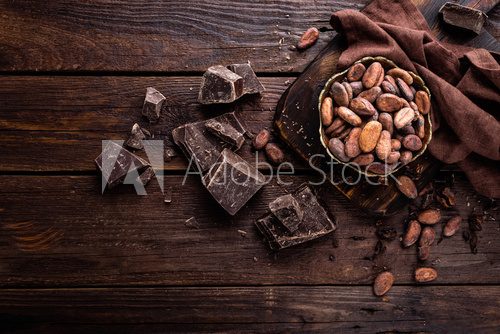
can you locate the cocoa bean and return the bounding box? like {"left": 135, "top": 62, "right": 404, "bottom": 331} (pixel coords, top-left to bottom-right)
{"left": 400, "top": 98, "right": 410, "bottom": 109}
{"left": 443, "top": 216, "right": 461, "bottom": 237}
{"left": 330, "top": 82, "right": 349, "bottom": 107}
{"left": 396, "top": 175, "right": 418, "bottom": 199}
{"left": 415, "top": 90, "right": 431, "bottom": 115}
{"left": 376, "top": 93, "right": 403, "bottom": 112}
{"left": 378, "top": 113, "right": 394, "bottom": 135}
{"left": 367, "top": 162, "right": 394, "bottom": 175}
{"left": 328, "top": 138, "right": 350, "bottom": 162}
{"left": 394, "top": 107, "right": 415, "bottom": 129}
{"left": 358, "top": 86, "right": 382, "bottom": 103}
{"left": 297, "top": 27, "right": 319, "bottom": 50}
{"left": 418, "top": 209, "right": 441, "bottom": 225}
{"left": 391, "top": 138, "right": 401, "bottom": 151}
{"left": 410, "top": 85, "right": 417, "bottom": 96}
{"left": 400, "top": 125, "right": 416, "bottom": 135}
{"left": 325, "top": 118, "right": 346, "bottom": 136}
{"left": 414, "top": 115, "right": 425, "bottom": 139}
{"left": 396, "top": 78, "right": 414, "bottom": 101}
{"left": 415, "top": 267, "right": 437, "bottom": 282}
{"left": 373, "top": 271, "right": 394, "bottom": 296}
{"left": 336, "top": 126, "right": 352, "bottom": 140}
{"left": 384, "top": 75, "right": 401, "bottom": 95}
{"left": 402, "top": 134, "right": 423, "bottom": 151}
{"left": 349, "top": 81, "right": 364, "bottom": 96}
{"left": 345, "top": 127, "right": 362, "bottom": 158}
{"left": 337, "top": 106, "right": 362, "bottom": 126}
{"left": 375, "top": 130, "right": 392, "bottom": 160}
{"left": 342, "top": 82, "right": 353, "bottom": 102}
{"left": 347, "top": 63, "right": 366, "bottom": 82}
{"left": 381, "top": 80, "right": 398, "bottom": 95}
{"left": 418, "top": 246, "right": 430, "bottom": 261}
{"left": 349, "top": 97, "right": 376, "bottom": 116}
{"left": 435, "top": 187, "right": 456, "bottom": 208}
{"left": 400, "top": 150, "right": 413, "bottom": 165}
{"left": 352, "top": 153, "right": 374, "bottom": 166}
{"left": 386, "top": 151, "right": 400, "bottom": 164}
{"left": 419, "top": 227, "right": 436, "bottom": 246}
{"left": 410, "top": 101, "right": 419, "bottom": 111}
{"left": 253, "top": 129, "right": 270, "bottom": 150}
{"left": 362, "top": 62, "right": 384, "bottom": 89}
{"left": 264, "top": 143, "right": 285, "bottom": 164}
{"left": 387, "top": 68, "right": 413, "bottom": 85}
{"left": 359, "top": 121, "right": 382, "bottom": 152}
{"left": 403, "top": 220, "right": 421, "bottom": 247}
{"left": 321, "top": 97, "right": 334, "bottom": 127}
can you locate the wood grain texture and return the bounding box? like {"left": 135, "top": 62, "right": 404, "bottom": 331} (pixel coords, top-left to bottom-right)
{"left": 0, "top": 76, "right": 309, "bottom": 172}
{"left": 1, "top": 286, "right": 500, "bottom": 333}
{"left": 0, "top": 173, "right": 498, "bottom": 287}
{"left": 0, "top": 0, "right": 367, "bottom": 73}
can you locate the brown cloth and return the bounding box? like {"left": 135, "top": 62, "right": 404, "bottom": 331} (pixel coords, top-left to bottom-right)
{"left": 330, "top": 0, "right": 500, "bottom": 198}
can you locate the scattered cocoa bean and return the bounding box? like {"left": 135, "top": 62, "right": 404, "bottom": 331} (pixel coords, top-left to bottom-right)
{"left": 376, "top": 93, "right": 403, "bottom": 112}
{"left": 373, "top": 271, "right": 394, "bottom": 296}
{"left": 402, "top": 134, "right": 423, "bottom": 151}
{"left": 345, "top": 127, "right": 362, "bottom": 158}
{"left": 396, "top": 175, "right": 418, "bottom": 199}
{"left": 264, "top": 143, "right": 285, "bottom": 164}
{"left": 349, "top": 97, "right": 376, "bottom": 116}
{"left": 337, "top": 106, "right": 362, "bottom": 126}
{"left": 358, "top": 86, "right": 382, "bottom": 103}
{"left": 394, "top": 108, "right": 415, "bottom": 129}
{"left": 396, "top": 78, "right": 414, "bottom": 101}
{"left": 297, "top": 27, "right": 319, "bottom": 50}
{"left": 415, "top": 90, "right": 431, "bottom": 115}
{"left": 328, "top": 138, "right": 350, "bottom": 162}
{"left": 347, "top": 63, "right": 366, "bottom": 82}
{"left": 415, "top": 267, "right": 437, "bottom": 282}
{"left": 403, "top": 220, "right": 421, "bottom": 247}
{"left": 418, "top": 246, "right": 430, "bottom": 261}
{"left": 359, "top": 121, "right": 382, "bottom": 152}
{"left": 362, "top": 62, "right": 384, "bottom": 89}
{"left": 418, "top": 209, "right": 441, "bottom": 225}
{"left": 253, "top": 129, "right": 270, "bottom": 150}
{"left": 331, "top": 82, "right": 350, "bottom": 107}
{"left": 419, "top": 227, "right": 436, "bottom": 246}
{"left": 387, "top": 68, "right": 413, "bottom": 85}
{"left": 443, "top": 216, "right": 461, "bottom": 237}
{"left": 375, "top": 130, "right": 392, "bottom": 160}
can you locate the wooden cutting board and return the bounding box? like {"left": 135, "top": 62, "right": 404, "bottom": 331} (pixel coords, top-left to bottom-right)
{"left": 274, "top": 0, "right": 498, "bottom": 216}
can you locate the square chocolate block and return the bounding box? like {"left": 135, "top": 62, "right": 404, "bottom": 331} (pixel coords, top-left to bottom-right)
{"left": 269, "top": 194, "right": 303, "bottom": 233}
{"left": 198, "top": 65, "right": 244, "bottom": 104}
{"left": 142, "top": 87, "right": 166, "bottom": 123}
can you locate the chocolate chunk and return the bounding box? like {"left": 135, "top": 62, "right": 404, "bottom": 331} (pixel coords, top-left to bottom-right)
{"left": 198, "top": 65, "right": 244, "bottom": 104}
{"left": 95, "top": 141, "right": 150, "bottom": 190}
{"left": 255, "top": 185, "right": 337, "bottom": 250}
{"left": 205, "top": 119, "right": 245, "bottom": 150}
{"left": 185, "top": 217, "right": 200, "bottom": 229}
{"left": 142, "top": 87, "right": 166, "bottom": 123}
{"left": 172, "top": 112, "right": 246, "bottom": 173}
{"left": 202, "top": 148, "right": 265, "bottom": 215}
{"left": 269, "top": 194, "right": 303, "bottom": 233}
{"left": 136, "top": 167, "right": 155, "bottom": 186}
{"left": 227, "top": 63, "right": 265, "bottom": 95}
{"left": 125, "top": 123, "right": 146, "bottom": 150}
{"left": 439, "top": 3, "right": 486, "bottom": 35}
{"left": 164, "top": 146, "right": 178, "bottom": 162}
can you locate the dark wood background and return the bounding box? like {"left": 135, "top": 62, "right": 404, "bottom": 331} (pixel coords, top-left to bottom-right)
{"left": 0, "top": 0, "right": 499, "bottom": 332}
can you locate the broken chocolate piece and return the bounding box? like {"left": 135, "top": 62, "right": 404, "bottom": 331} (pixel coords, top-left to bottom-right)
{"left": 125, "top": 123, "right": 146, "bottom": 150}
{"left": 198, "top": 65, "right": 244, "bottom": 104}
{"left": 185, "top": 217, "right": 200, "bottom": 229}
{"left": 440, "top": 2, "right": 486, "bottom": 35}
{"left": 255, "top": 185, "right": 337, "bottom": 250}
{"left": 203, "top": 148, "right": 265, "bottom": 215}
{"left": 205, "top": 119, "right": 245, "bottom": 150}
{"left": 269, "top": 194, "right": 303, "bottom": 233}
{"left": 227, "top": 63, "right": 265, "bottom": 95}
{"left": 142, "top": 87, "right": 166, "bottom": 123}
{"left": 172, "top": 112, "right": 246, "bottom": 173}
{"left": 136, "top": 167, "right": 155, "bottom": 186}
{"left": 95, "top": 141, "right": 150, "bottom": 190}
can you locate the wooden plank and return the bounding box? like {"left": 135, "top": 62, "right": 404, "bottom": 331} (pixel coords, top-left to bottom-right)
{"left": 0, "top": 0, "right": 368, "bottom": 73}
{"left": 1, "top": 286, "right": 499, "bottom": 333}
{"left": 0, "top": 76, "right": 307, "bottom": 172}
{"left": 0, "top": 173, "right": 498, "bottom": 286}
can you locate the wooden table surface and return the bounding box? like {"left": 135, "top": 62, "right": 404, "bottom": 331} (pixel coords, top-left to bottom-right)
{"left": 0, "top": 0, "right": 499, "bottom": 333}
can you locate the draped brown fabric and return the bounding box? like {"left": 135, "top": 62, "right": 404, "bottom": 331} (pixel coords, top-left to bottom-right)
{"left": 330, "top": 0, "right": 500, "bottom": 198}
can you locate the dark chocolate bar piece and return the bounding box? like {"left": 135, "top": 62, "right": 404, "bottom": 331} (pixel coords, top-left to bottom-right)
{"left": 439, "top": 2, "right": 486, "bottom": 35}
{"left": 198, "top": 65, "right": 244, "bottom": 104}
{"left": 142, "top": 87, "right": 166, "bottom": 123}
{"left": 227, "top": 63, "right": 265, "bottom": 95}
{"left": 268, "top": 194, "right": 303, "bottom": 233}
{"left": 205, "top": 119, "right": 245, "bottom": 150}
{"left": 255, "top": 185, "right": 337, "bottom": 250}
{"left": 203, "top": 148, "right": 265, "bottom": 215}
{"left": 95, "top": 141, "right": 150, "bottom": 190}
{"left": 136, "top": 167, "right": 155, "bottom": 186}
{"left": 125, "top": 123, "right": 146, "bottom": 150}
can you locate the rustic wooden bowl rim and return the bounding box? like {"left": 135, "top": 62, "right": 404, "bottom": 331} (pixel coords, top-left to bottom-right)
{"left": 318, "top": 56, "right": 433, "bottom": 178}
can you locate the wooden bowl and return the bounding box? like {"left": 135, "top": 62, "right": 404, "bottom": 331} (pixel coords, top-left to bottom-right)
{"left": 318, "top": 56, "right": 432, "bottom": 177}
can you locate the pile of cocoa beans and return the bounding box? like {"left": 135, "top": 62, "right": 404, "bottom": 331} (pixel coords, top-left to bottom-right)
{"left": 321, "top": 61, "right": 431, "bottom": 174}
